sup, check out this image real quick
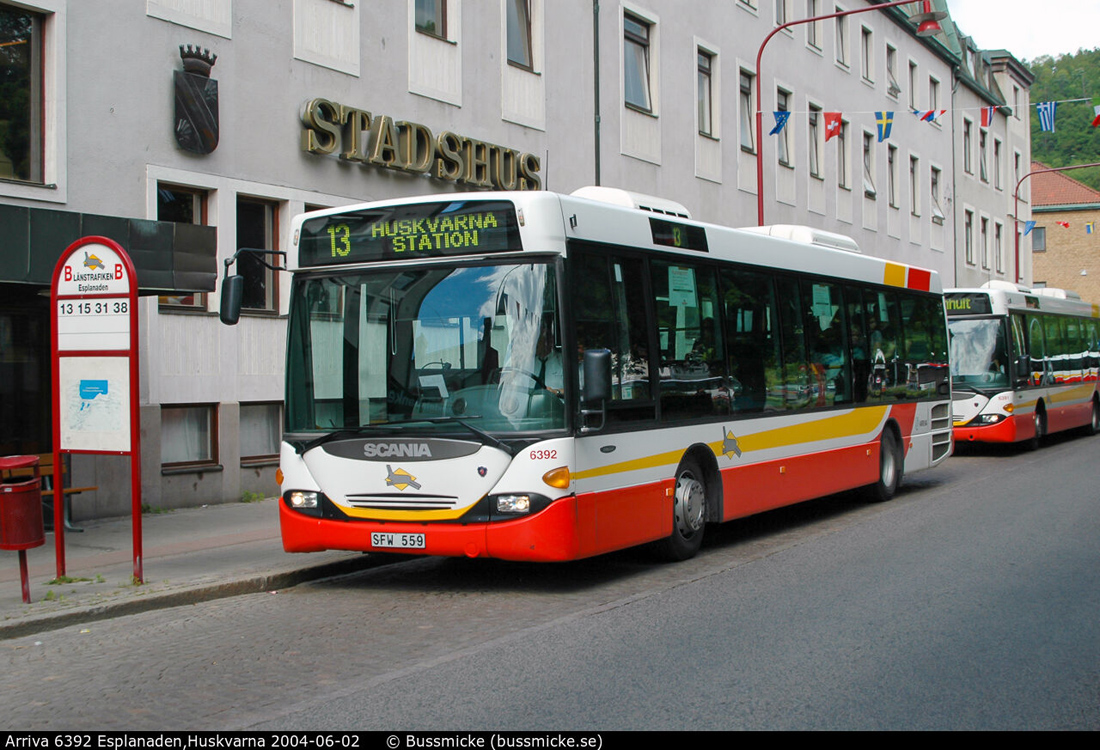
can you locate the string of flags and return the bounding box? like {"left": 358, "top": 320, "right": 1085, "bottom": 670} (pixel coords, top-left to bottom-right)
{"left": 1023, "top": 219, "right": 1100, "bottom": 236}
{"left": 765, "top": 97, "right": 1100, "bottom": 141}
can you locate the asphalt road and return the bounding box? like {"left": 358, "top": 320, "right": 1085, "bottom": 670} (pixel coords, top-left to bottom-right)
{"left": 3, "top": 431, "right": 1098, "bottom": 730}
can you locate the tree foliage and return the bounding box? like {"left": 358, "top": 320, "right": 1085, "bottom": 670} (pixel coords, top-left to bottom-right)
{"left": 1028, "top": 48, "right": 1100, "bottom": 190}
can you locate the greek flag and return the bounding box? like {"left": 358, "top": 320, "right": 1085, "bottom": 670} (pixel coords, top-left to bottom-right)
{"left": 1037, "top": 101, "right": 1057, "bottom": 132}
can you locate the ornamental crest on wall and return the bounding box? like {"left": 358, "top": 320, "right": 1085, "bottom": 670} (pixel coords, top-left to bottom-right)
{"left": 174, "top": 45, "right": 219, "bottom": 154}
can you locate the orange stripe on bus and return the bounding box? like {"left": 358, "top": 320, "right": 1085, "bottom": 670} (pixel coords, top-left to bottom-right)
{"left": 883, "top": 263, "right": 906, "bottom": 288}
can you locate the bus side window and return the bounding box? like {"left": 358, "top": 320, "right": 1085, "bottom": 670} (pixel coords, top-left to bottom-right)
{"left": 720, "top": 267, "right": 777, "bottom": 413}
{"left": 571, "top": 247, "right": 655, "bottom": 422}
{"left": 775, "top": 276, "right": 811, "bottom": 411}
{"left": 801, "top": 280, "right": 850, "bottom": 407}
{"left": 846, "top": 287, "right": 870, "bottom": 404}
{"left": 650, "top": 260, "right": 728, "bottom": 420}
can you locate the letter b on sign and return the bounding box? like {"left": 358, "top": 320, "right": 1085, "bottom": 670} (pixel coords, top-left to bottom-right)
{"left": 115, "top": 264, "right": 123, "bottom": 280}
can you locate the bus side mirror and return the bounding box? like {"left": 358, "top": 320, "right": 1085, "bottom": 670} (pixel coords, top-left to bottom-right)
{"left": 220, "top": 274, "right": 244, "bottom": 325}
{"left": 580, "top": 349, "right": 612, "bottom": 433}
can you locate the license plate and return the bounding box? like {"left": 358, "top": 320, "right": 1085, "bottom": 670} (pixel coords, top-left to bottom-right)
{"left": 371, "top": 532, "right": 426, "bottom": 550}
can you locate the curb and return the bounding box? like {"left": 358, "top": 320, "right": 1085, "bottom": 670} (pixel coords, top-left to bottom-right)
{"left": 0, "top": 554, "right": 380, "bottom": 641}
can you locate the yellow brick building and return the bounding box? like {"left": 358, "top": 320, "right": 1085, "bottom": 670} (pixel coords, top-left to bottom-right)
{"left": 1031, "top": 161, "right": 1100, "bottom": 304}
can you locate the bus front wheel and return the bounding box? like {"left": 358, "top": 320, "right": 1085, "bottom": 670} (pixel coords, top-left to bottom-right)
{"left": 1027, "top": 407, "right": 1046, "bottom": 451}
{"left": 654, "top": 458, "right": 707, "bottom": 561}
{"left": 867, "top": 429, "right": 902, "bottom": 503}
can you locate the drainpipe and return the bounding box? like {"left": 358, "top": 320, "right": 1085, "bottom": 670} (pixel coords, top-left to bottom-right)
{"left": 593, "top": 1, "right": 601, "bottom": 185}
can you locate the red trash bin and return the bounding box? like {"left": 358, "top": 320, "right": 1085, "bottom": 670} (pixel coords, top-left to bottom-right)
{"left": 1, "top": 455, "right": 46, "bottom": 603}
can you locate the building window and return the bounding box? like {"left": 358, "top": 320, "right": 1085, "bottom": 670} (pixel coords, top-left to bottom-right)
{"left": 995, "top": 222, "right": 1004, "bottom": 273}
{"left": 1013, "top": 85, "right": 1020, "bottom": 119}
{"left": 1014, "top": 150, "right": 1021, "bottom": 188}
{"left": 963, "top": 119, "right": 972, "bottom": 174}
{"left": 777, "top": 0, "right": 793, "bottom": 25}
{"left": 908, "top": 60, "right": 918, "bottom": 109}
{"left": 158, "top": 185, "right": 209, "bottom": 309}
{"left": 777, "top": 88, "right": 791, "bottom": 166}
{"left": 930, "top": 166, "right": 944, "bottom": 224}
{"left": 835, "top": 9, "right": 848, "bottom": 67}
{"left": 887, "top": 145, "right": 898, "bottom": 207}
{"left": 415, "top": 0, "right": 446, "bottom": 39}
{"left": 808, "top": 104, "right": 822, "bottom": 178}
{"left": 965, "top": 210, "right": 974, "bottom": 264}
{"left": 0, "top": 4, "right": 43, "bottom": 184}
{"left": 979, "top": 130, "right": 988, "bottom": 183}
{"left": 909, "top": 155, "right": 920, "bottom": 216}
{"left": 162, "top": 405, "right": 217, "bottom": 467}
{"left": 860, "top": 26, "right": 873, "bottom": 82}
{"left": 980, "top": 216, "right": 990, "bottom": 269}
{"left": 1032, "top": 226, "right": 1046, "bottom": 252}
{"left": 885, "top": 44, "right": 899, "bottom": 97}
{"left": 623, "top": 13, "right": 652, "bottom": 112}
{"left": 240, "top": 402, "right": 282, "bottom": 463}
{"left": 237, "top": 197, "right": 279, "bottom": 312}
{"left": 862, "top": 131, "right": 875, "bottom": 198}
{"left": 506, "top": 0, "right": 533, "bottom": 69}
{"left": 698, "top": 49, "right": 714, "bottom": 136}
{"left": 994, "top": 138, "right": 1003, "bottom": 190}
{"left": 837, "top": 120, "right": 849, "bottom": 189}
{"left": 929, "top": 76, "right": 940, "bottom": 112}
{"left": 806, "top": 0, "right": 820, "bottom": 48}
{"left": 740, "top": 70, "right": 755, "bottom": 153}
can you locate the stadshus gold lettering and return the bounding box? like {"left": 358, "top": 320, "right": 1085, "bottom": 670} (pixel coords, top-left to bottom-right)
{"left": 301, "top": 98, "right": 541, "bottom": 190}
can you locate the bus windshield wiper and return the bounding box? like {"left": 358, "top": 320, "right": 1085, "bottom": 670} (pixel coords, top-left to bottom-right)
{"left": 292, "top": 418, "right": 518, "bottom": 457}
{"left": 419, "top": 416, "right": 519, "bottom": 456}
{"left": 291, "top": 424, "right": 388, "bottom": 454}
{"left": 952, "top": 383, "right": 989, "bottom": 396}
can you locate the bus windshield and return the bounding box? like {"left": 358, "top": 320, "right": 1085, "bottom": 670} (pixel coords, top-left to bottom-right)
{"left": 286, "top": 261, "right": 564, "bottom": 435}
{"left": 949, "top": 317, "right": 1010, "bottom": 389}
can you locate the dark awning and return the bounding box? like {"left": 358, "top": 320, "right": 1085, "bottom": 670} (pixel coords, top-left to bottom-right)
{"left": 0, "top": 203, "right": 217, "bottom": 295}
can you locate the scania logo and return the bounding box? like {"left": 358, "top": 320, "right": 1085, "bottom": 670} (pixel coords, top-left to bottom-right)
{"left": 362, "top": 442, "right": 433, "bottom": 458}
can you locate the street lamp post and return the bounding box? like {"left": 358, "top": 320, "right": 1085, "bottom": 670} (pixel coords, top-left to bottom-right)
{"left": 1014, "top": 162, "right": 1100, "bottom": 284}
{"left": 754, "top": 0, "right": 943, "bottom": 226}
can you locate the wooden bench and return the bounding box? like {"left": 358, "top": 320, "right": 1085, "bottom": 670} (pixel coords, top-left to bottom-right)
{"left": 3, "top": 454, "right": 97, "bottom": 533}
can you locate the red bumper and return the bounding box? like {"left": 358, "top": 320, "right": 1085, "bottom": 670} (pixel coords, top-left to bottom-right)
{"left": 953, "top": 414, "right": 1021, "bottom": 444}
{"left": 279, "top": 496, "right": 584, "bottom": 562}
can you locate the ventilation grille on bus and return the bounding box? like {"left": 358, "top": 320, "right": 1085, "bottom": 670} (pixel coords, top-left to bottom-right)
{"left": 570, "top": 186, "right": 692, "bottom": 218}
{"left": 930, "top": 402, "right": 953, "bottom": 462}
{"left": 345, "top": 494, "right": 460, "bottom": 511}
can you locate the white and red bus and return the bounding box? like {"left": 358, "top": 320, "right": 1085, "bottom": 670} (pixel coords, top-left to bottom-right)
{"left": 228, "top": 188, "right": 952, "bottom": 562}
{"left": 947, "top": 282, "right": 1100, "bottom": 448}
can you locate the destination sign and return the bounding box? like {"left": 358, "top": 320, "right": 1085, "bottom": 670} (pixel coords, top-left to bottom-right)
{"left": 944, "top": 293, "right": 993, "bottom": 316}
{"left": 298, "top": 200, "right": 522, "bottom": 267}
{"left": 650, "top": 217, "right": 709, "bottom": 253}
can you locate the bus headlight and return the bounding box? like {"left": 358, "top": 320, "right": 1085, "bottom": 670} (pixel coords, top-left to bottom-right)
{"left": 285, "top": 490, "right": 323, "bottom": 517}
{"left": 495, "top": 494, "right": 532, "bottom": 514}
{"left": 974, "top": 414, "right": 1005, "bottom": 425}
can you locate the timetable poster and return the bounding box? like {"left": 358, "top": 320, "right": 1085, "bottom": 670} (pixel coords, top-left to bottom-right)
{"left": 58, "top": 356, "right": 131, "bottom": 452}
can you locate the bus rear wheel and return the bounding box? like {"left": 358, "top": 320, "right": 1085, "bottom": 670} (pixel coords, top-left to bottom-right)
{"left": 1086, "top": 399, "right": 1100, "bottom": 436}
{"left": 867, "top": 429, "right": 902, "bottom": 503}
{"left": 654, "top": 458, "right": 707, "bottom": 561}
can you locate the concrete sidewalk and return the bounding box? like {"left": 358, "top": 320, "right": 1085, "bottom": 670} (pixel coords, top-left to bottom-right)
{"left": 0, "top": 498, "right": 379, "bottom": 640}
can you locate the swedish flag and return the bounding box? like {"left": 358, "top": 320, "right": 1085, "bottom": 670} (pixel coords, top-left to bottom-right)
{"left": 876, "top": 111, "right": 894, "bottom": 142}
